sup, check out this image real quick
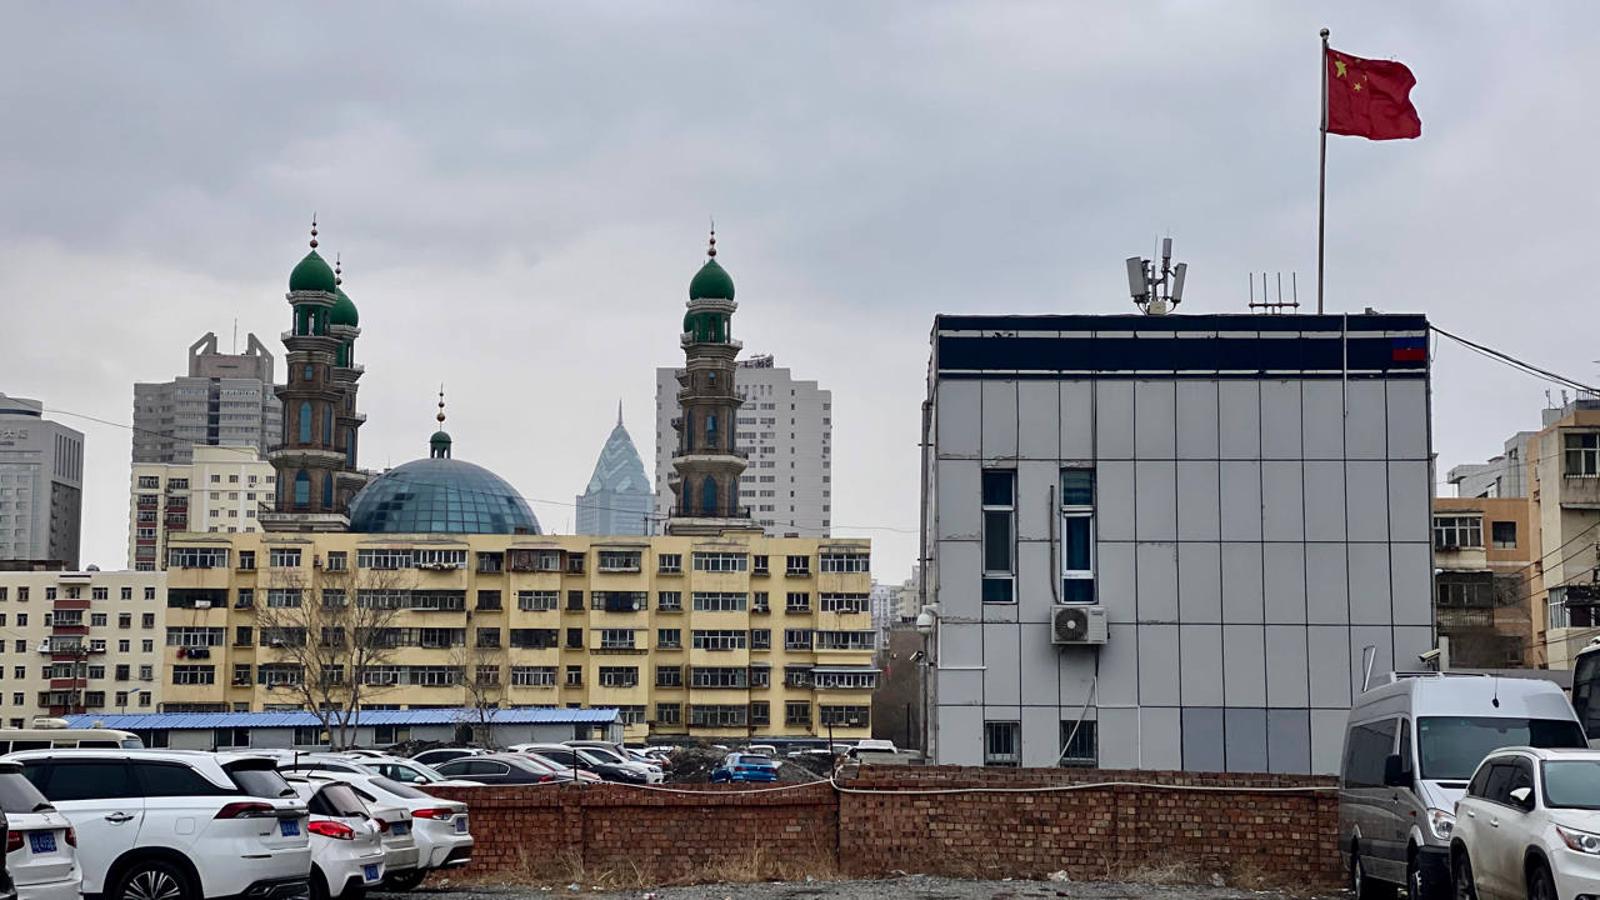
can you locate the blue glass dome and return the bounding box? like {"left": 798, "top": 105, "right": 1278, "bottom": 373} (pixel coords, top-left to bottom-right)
{"left": 347, "top": 457, "right": 540, "bottom": 535}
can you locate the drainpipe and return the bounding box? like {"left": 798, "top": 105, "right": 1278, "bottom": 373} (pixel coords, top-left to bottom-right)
{"left": 918, "top": 397, "right": 933, "bottom": 759}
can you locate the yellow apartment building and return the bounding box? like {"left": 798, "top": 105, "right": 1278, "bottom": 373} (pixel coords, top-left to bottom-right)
{"left": 161, "top": 531, "right": 875, "bottom": 742}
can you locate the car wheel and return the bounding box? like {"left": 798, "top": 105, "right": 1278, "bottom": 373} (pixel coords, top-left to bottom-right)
{"left": 1528, "top": 862, "right": 1557, "bottom": 900}
{"left": 112, "top": 860, "right": 193, "bottom": 900}
{"left": 1350, "top": 846, "right": 1397, "bottom": 899}
{"left": 309, "top": 868, "right": 330, "bottom": 900}
{"left": 1408, "top": 851, "right": 1435, "bottom": 900}
{"left": 383, "top": 871, "right": 427, "bottom": 892}
{"left": 1452, "top": 851, "right": 1476, "bottom": 900}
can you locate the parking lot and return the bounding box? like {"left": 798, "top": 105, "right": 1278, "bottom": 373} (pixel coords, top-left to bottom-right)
{"left": 383, "top": 875, "right": 1342, "bottom": 900}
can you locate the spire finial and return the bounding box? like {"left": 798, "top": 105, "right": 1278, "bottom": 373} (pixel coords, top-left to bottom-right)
{"left": 309, "top": 214, "right": 319, "bottom": 250}
{"left": 617, "top": 398, "right": 624, "bottom": 427}
{"left": 436, "top": 384, "right": 446, "bottom": 426}
{"left": 334, "top": 252, "right": 342, "bottom": 286}
{"left": 707, "top": 218, "right": 716, "bottom": 259}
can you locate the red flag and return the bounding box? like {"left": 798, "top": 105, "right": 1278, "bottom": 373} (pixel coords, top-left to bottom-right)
{"left": 1325, "top": 48, "right": 1421, "bottom": 140}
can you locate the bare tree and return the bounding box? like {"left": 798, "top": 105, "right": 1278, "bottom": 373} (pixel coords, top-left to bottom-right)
{"left": 453, "top": 624, "right": 506, "bottom": 748}
{"left": 254, "top": 563, "right": 410, "bottom": 749}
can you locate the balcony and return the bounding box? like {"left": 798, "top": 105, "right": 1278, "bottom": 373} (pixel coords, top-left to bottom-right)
{"left": 1559, "top": 474, "right": 1600, "bottom": 509}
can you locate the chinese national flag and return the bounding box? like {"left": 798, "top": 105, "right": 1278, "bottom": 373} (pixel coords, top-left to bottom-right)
{"left": 1326, "top": 48, "right": 1421, "bottom": 140}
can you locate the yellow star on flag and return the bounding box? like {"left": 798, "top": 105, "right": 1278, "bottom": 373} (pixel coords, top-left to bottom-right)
{"left": 1334, "top": 59, "right": 1347, "bottom": 78}
{"left": 1352, "top": 82, "right": 1362, "bottom": 92}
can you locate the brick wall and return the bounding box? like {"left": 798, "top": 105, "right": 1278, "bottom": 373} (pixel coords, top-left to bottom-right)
{"left": 838, "top": 767, "right": 1340, "bottom": 886}
{"left": 428, "top": 767, "right": 1340, "bottom": 889}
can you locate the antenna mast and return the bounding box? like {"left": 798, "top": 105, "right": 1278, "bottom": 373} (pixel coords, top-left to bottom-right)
{"left": 1125, "top": 237, "right": 1188, "bottom": 315}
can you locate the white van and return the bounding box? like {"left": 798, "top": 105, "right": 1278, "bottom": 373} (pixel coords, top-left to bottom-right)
{"left": 1340, "top": 673, "right": 1585, "bottom": 900}
{"left": 0, "top": 728, "right": 141, "bottom": 755}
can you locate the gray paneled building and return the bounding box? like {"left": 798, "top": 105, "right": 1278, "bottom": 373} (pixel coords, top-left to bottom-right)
{"left": 132, "top": 332, "right": 281, "bottom": 465}
{"left": 921, "top": 313, "right": 1434, "bottom": 774}
{"left": 0, "top": 393, "right": 83, "bottom": 568}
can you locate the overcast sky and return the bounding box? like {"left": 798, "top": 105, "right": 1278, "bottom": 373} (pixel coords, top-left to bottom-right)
{"left": 4, "top": 2, "right": 1597, "bottom": 579}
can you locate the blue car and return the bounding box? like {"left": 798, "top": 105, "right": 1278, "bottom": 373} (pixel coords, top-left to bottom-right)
{"left": 710, "top": 752, "right": 779, "bottom": 783}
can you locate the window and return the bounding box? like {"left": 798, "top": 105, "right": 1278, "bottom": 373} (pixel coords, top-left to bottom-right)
{"left": 657, "top": 553, "right": 682, "bottom": 574}
{"left": 819, "top": 552, "right": 869, "bottom": 573}
{"left": 749, "top": 666, "right": 771, "bottom": 688}
{"left": 565, "top": 628, "right": 584, "bottom": 649}
{"left": 750, "top": 702, "right": 771, "bottom": 726}
{"left": 984, "top": 721, "right": 1021, "bottom": 766}
{"left": 752, "top": 555, "right": 769, "bottom": 574}
{"left": 784, "top": 628, "right": 812, "bottom": 650}
{"left": 688, "top": 704, "right": 747, "bottom": 728}
{"left": 29, "top": 761, "right": 136, "bottom": 801}
{"left": 517, "top": 590, "right": 558, "bottom": 611}
{"left": 692, "top": 630, "right": 747, "bottom": 651}
{"left": 982, "top": 471, "right": 1016, "bottom": 603}
{"left": 1492, "top": 521, "right": 1518, "bottom": 549}
{"left": 168, "top": 547, "right": 228, "bottom": 569}
{"left": 785, "top": 555, "right": 811, "bottom": 576}
{"left": 693, "top": 592, "right": 746, "bottom": 612}
{"left": 815, "top": 631, "right": 876, "bottom": 651}
{"left": 510, "top": 666, "right": 557, "bottom": 687}
{"left": 598, "top": 666, "right": 639, "bottom": 687}
{"left": 820, "top": 593, "right": 868, "bottom": 613}
{"left": 656, "top": 703, "right": 681, "bottom": 725}
{"left": 597, "top": 629, "right": 638, "bottom": 650}
{"left": 357, "top": 548, "right": 411, "bottom": 570}
{"left": 1343, "top": 718, "right": 1399, "bottom": 787}
{"left": 1059, "top": 720, "right": 1097, "bottom": 767}
{"left": 142, "top": 613, "right": 155, "bottom": 628}
{"left": 597, "top": 550, "right": 642, "bottom": 572}
{"left": 92, "top": 587, "right": 108, "bottom": 601}
{"left": 691, "top": 667, "right": 747, "bottom": 688}
{"left": 172, "top": 665, "right": 216, "bottom": 685}
{"left": 268, "top": 548, "right": 302, "bottom": 568}
{"left": 656, "top": 665, "right": 683, "bottom": 687}
{"left": 566, "top": 590, "right": 585, "bottom": 611}
{"left": 657, "top": 628, "right": 682, "bottom": 649}
{"left": 1433, "top": 515, "right": 1484, "bottom": 550}
{"left": 750, "top": 628, "right": 771, "bottom": 650}
{"left": 567, "top": 552, "right": 586, "bottom": 574}
{"left": 476, "top": 628, "right": 501, "bottom": 648}
{"left": 565, "top": 666, "right": 583, "bottom": 686}
{"left": 1567, "top": 433, "right": 1600, "bottom": 476}
{"left": 785, "top": 701, "right": 811, "bottom": 727}
{"left": 657, "top": 591, "right": 683, "bottom": 611}
{"left": 693, "top": 552, "right": 747, "bottom": 573}
{"left": 266, "top": 589, "right": 303, "bottom": 608}
{"left": 234, "top": 627, "right": 253, "bottom": 647}
{"left": 1060, "top": 469, "right": 1096, "bottom": 603}
{"left": 752, "top": 592, "right": 770, "bottom": 613}
{"left": 820, "top": 705, "right": 869, "bottom": 728}
{"left": 91, "top": 613, "right": 107, "bottom": 627}
{"left": 592, "top": 591, "right": 648, "bottom": 612}
{"left": 477, "top": 590, "right": 502, "bottom": 611}
{"left": 413, "top": 549, "right": 467, "bottom": 569}
{"left": 813, "top": 670, "right": 877, "bottom": 689}
{"left": 785, "top": 592, "right": 811, "bottom": 613}
{"left": 509, "top": 628, "right": 559, "bottom": 649}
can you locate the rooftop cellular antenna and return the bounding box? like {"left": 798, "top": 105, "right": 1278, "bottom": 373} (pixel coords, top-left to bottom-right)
{"left": 1126, "top": 236, "right": 1187, "bottom": 315}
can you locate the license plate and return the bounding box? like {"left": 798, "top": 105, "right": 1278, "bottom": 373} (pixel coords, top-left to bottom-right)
{"left": 389, "top": 823, "right": 408, "bottom": 836}
{"left": 362, "top": 865, "right": 380, "bottom": 884}
{"left": 28, "top": 832, "right": 55, "bottom": 854}
{"left": 279, "top": 820, "right": 300, "bottom": 837}
{"left": 454, "top": 818, "right": 469, "bottom": 834}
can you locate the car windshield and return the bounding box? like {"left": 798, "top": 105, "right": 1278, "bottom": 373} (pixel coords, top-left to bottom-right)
{"left": 369, "top": 777, "right": 432, "bottom": 800}
{"left": 227, "top": 764, "right": 297, "bottom": 798}
{"left": 0, "top": 771, "right": 52, "bottom": 813}
{"left": 574, "top": 749, "right": 611, "bottom": 766}
{"left": 312, "top": 783, "right": 368, "bottom": 818}
{"left": 578, "top": 746, "right": 625, "bottom": 763}
{"left": 365, "top": 761, "right": 443, "bottom": 784}
{"left": 1542, "top": 760, "right": 1600, "bottom": 809}
{"left": 1418, "top": 716, "right": 1588, "bottom": 780}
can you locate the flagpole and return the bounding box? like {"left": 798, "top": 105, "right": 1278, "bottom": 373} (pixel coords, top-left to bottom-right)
{"left": 1317, "top": 27, "right": 1329, "bottom": 315}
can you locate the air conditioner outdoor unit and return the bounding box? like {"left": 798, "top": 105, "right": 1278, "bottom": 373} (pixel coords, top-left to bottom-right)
{"left": 1051, "top": 606, "right": 1108, "bottom": 646}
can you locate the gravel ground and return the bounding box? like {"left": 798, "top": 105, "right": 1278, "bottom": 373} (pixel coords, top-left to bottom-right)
{"left": 375, "top": 875, "right": 1342, "bottom": 900}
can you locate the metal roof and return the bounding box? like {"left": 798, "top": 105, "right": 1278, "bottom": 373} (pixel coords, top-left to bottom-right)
{"left": 65, "top": 707, "right": 620, "bottom": 731}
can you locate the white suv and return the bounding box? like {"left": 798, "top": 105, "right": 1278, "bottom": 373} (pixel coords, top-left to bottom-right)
{"left": 10, "top": 750, "right": 310, "bottom": 900}
{"left": 1452, "top": 746, "right": 1600, "bottom": 900}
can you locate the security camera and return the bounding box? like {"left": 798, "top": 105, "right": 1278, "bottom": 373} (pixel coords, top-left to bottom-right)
{"left": 1419, "top": 648, "right": 1441, "bottom": 664}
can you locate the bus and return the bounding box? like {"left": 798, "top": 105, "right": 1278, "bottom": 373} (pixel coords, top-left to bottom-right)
{"left": 0, "top": 723, "right": 143, "bottom": 755}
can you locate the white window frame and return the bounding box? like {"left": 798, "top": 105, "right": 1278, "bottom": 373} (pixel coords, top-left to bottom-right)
{"left": 1060, "top": 468, "right": 1096, "bottom": 603}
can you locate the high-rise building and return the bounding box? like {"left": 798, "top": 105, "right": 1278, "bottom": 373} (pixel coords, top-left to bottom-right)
{"left": 921, "top": 312, "right": 1434, "bottom": 773}
{"left": 0, "top": 394, "right": 84, "bottom": 568}
{"left": 128, "top": 444, "right": 277, "bottom": 571}
{"left": 575, "top": 404, "right": 655, "bottom": 536}
{"left": 132, "top": 332, "right": 282, "bottom": 465}
{"left": 0, "top": 566, "right": 167, "bottom": 723}
{"left": 656, "top": 355, "right": 832, "bottom": 536}
{"left": 260, "top": 222, "right": 368, "bottom": 532}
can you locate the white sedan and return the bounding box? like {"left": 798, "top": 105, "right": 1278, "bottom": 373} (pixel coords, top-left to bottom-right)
{"left": 292, "top": 771, "right": 472, "bottom": 891}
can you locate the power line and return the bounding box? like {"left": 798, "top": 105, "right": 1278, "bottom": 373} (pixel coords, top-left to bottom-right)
{"left": 45, "top": 404, "right": 917, "bottom": 537}
{"left": 1431, "top": 325, "right": 1600, "bottom": 397}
